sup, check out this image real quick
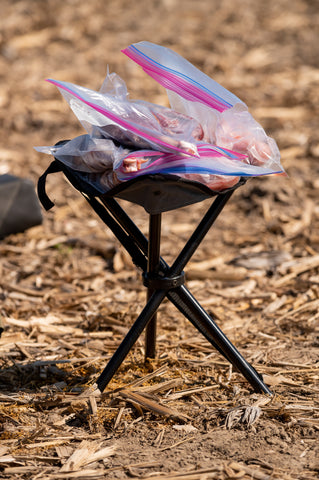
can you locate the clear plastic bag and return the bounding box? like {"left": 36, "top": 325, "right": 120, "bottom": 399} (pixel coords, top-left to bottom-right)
{"left": 116, "top": 143, "right": 282, "bottom": 190}
{"left": 122, "top": 41, "right": 284, "bottom": 174}
{"left": 35, "top": 134, "right": 132, "bottom": 190}
{"left": 166, "top": 90, "right": 219, "bottom": 144}
{"left": 214, "top": 103, "right": 281, "bottom": 169}
{"left": 122, "top": 41, "right": 245, "bottom": 112}
{"left": 35, "top": 139, "right": 255, "bottom": 192}
{"left": 35, "top": 134, "right": 130, "bottom": 173}
{"left": 36, "top": 42, "right": 285, "bottom": 195}
{"left": 47, "top": 75, "right": 201, "bottom": 157}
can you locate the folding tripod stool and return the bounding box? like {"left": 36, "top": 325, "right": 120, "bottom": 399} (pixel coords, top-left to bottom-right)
{"left": 38, "top": 156, "right": 272, "bottom": 396}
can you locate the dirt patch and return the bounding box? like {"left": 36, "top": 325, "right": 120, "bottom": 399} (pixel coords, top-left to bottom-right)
{"left": 0, "top": 1, "right": 318, "bottom": 479}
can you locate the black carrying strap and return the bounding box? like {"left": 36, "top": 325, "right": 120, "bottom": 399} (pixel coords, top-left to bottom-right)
{"left": 37, "top": 159, "right": 100, "bottom": 210}
{"left": 37, "top": 160, "right": 64, "bottom": 211}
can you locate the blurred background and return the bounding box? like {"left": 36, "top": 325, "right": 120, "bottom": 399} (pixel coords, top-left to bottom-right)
{"left": 1, "top": 2, "right": 319, "bottom": 476}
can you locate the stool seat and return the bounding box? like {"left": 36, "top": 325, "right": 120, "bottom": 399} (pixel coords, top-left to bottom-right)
{"left": 104, "top": 174, "right": 245, "bottom": 214}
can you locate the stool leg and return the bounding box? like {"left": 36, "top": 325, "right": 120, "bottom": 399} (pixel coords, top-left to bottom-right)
{"left": 97, "top": 289, "right": 166, "bottom": 392}
{"left": 169, "top": 190, "right": 234, "bottom": 276}
{"left": 94, "top": 195, "right": 271, "bottom": 394}
{"left": 168, "top": 285, "right": 272, "bottom": 395}
{"left": 145, "top": 213, "right": 162, "bottom": 360}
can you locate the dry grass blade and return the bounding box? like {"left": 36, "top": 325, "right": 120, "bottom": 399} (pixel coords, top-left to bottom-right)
{"left": 225, "top": 406, "right": 263, "bottom": 429}
{"left": 165, "top": 384, "right": 219, "bottom": 401}
{"left": 121, "top": 365, "right": 170, "bottom": 389}
{"left": 116, "top": 390, "right": 190, "bottom": 422}
{"left": 138, "top": 378, "right": 183, "bottom": 395}
{"left": 159, "top": 436, "right": 197, "bottom": 452}
{"left": 101, "top": 365, "right": 170, "bottom": 397}
{"left": 138, "top": 462, "right": 273, "bottom": 479}
{"left": 274, "top": 299, "right": 319, "bottom": 324}
{"left": 49, "top": 469, "right": 107, "bottom": 479}
{"left": 0, "top": 455, "right": 23, "bottom": 465}
{"left": 274, "top": 255, "right": 319, "bottom": 286}
{"left": 60, "top": 441, "right": 116, "bottom": 472}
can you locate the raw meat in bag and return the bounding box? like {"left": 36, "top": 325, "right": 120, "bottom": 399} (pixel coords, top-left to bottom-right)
{"left": 122, "top": 41, "right": 284, "bottom": 174}
{"left": 47, "top": 74, "right": 202, "bottom": 157}
{"left": 36, "top": 42, "right": 285, "bottom": 197}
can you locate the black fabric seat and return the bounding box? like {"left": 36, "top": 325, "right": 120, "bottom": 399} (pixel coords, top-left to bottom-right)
{"left": 38, "top": 157, "right": 272, "bottom": 396}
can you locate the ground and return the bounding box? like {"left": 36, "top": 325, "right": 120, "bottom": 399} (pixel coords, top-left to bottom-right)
{"left": 0, "top": 1, "right": 318, "bottom": 479}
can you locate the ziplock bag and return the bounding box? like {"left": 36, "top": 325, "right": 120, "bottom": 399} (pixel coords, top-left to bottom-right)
{"left": 214, "top": 103, "right": 281, "bottom": 169}
{"left": 115, "top": 146, "right": 240, "bottom": 191}
{"left": 36, "top": 42, "right": 285, "bottom": 196}
{"left": 117, "top": 143, "right": 282, "bottom": 181}
{"left": 47, "top": 76, "right": 202, "bottom": 157}
{"left": 114, "top": 142, "right": 283, "bottom": 191}
{"left": 35, "top": 133, "right": 283, "bottom": 194}
{"left": 122, "top": 41, "right": 245, "bottom": 112}
{"left": 122, "top": 41, "right": 284, "bottom": 173}
{"left": 35, "top": 134, "right": 130, "bottom": 173}
{"left": 35, "top": 134, "right": 133, "bottom": 190}
{"left": 35, "top": 139, "right": 244, "bottom": 192}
